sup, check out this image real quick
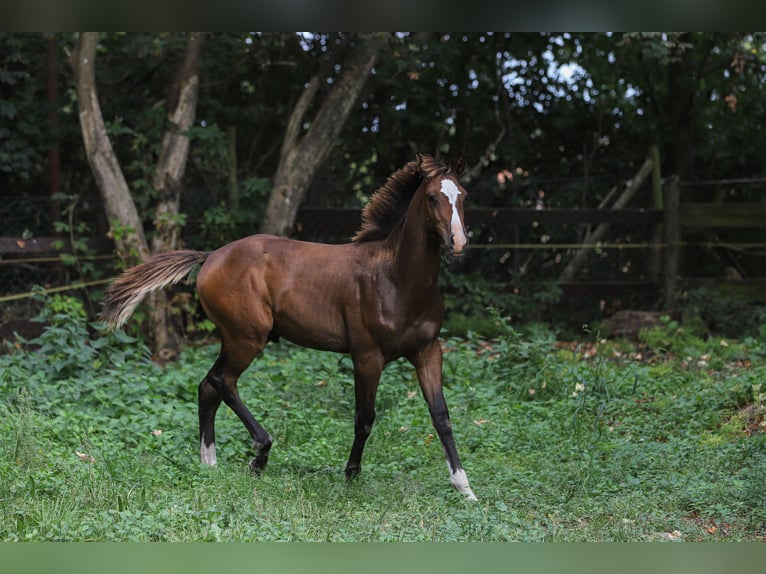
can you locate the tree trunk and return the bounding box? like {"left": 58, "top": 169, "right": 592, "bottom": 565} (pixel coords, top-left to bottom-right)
{"left": 666, "top": 34, "right": 696, "bottom": 280}
{"left": 74, "top": 32, "right": 202, "bottom": 360}
{"left": 667, "top": 39, "right": 695, "bottom": 187}
{"left": 262, "top": 33, "right": 387, "bottom": 237}
{"left": 73, "top": 32, "right": 150, "bottom": 266}
{"left": 148, "top": 32, "right": 203, "bottom": 359}
{"left": 150, "top": 32, "right": 202, "bottom": 255}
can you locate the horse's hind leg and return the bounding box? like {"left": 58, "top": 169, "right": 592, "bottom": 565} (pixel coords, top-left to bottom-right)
{"left": 200, "top": 341, "right": 273, "bottom": 472}
{"left": 199, "top": 378, "right": 223, "bottom": 465}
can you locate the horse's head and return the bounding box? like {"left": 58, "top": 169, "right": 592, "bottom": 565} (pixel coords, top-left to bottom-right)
{"left": 418, "top": 153, "right": 469, "bottom": 257}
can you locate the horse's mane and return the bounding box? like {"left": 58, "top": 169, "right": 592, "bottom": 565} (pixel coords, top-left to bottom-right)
{"left": 353, "top": 154, "right": 452, "bottom": 243}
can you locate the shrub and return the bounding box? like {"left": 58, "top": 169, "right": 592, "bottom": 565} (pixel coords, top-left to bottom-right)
{"left": 683, "top": 286, "right": 766, "bottom": 339}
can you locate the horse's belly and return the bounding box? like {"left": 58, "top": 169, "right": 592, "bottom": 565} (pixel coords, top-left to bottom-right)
{"left": 271, "top": 306, "right": 350, "bottom": 353}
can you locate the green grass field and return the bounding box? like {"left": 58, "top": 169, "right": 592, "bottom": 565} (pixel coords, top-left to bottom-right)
{"left": 1, "top": 301, "right": 764, "bottom": 541}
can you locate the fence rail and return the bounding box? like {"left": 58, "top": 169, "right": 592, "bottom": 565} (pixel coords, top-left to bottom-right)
{"left": 0, "top": 237, "right": 114, "bottom": 255}
{"left": 2, "top": 183, "right": 766, "bottom": 310}
{"left": 295, "top": 202, "right": 766, "bottom": 242}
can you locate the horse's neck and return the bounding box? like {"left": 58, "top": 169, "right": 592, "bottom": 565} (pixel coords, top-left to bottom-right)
{"left": 388, "top": 203, "right": 441, "bottom": 290}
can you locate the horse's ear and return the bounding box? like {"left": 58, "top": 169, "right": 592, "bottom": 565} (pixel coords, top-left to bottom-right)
{"left": 453, "top": 153, "right": 465, "bottom": 177}
{"left": 416, "top": 152, "right": 426, "bottom": 169}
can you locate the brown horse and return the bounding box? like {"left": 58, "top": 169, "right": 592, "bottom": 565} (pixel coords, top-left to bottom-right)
{"left": 101, "top": 153, "right": 477, "bottom": 501}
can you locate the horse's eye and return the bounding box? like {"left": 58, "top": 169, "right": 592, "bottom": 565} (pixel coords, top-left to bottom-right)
{"left": 428, "top": 195, "right": 440, "bottom": 207}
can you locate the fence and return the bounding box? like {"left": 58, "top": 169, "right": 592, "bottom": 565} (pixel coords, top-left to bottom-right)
{"left": 3, "top": 176, "right": 766, "bottom": 322}
{"left": 296, "top": 179, "right": 766, "bottom": 296}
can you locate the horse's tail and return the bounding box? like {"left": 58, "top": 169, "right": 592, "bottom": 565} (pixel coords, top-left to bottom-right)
{"left": 101, "top": 250, "right": 209, "bottom": 330}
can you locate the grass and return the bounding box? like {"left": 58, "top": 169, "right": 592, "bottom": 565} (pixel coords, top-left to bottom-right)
{"left": 0, "top": 298, "right": 764, "bottom": 541}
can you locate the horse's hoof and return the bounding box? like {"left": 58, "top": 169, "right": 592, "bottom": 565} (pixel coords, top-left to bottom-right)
{"left": 344, "top": 464, "right": 360, "bottom": 481}
{"left": 249, "top": 458, "right": 266, "bottom": 474}
{"left": 462, "top": 488, "right": 478, "bottom": 502}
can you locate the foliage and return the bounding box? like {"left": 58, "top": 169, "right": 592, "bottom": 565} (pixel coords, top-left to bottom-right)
{"left": 197, "top": 176, "right": 272, "bottom": 247}
{"left": 441, "top": 268, "right": 562, "bottom": 337}
{"left": 682, "top": 286, "right": 766, "bottom": 339}
{"left": 6, "top": 32, "right": 766, "bottom": 218}
{"left": 1, "top": 302, "right": 764, "bottom": 541}
{"left": 3, "top": 292, "right": 150, "bottom": 381}
{"left": 0, "top": 33, "right": 53, "bottom": 184}
{"left": 481, "top": 312, "right": 563, "bottom": 401}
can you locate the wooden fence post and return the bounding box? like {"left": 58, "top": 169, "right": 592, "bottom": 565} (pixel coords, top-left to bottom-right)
{"left": 662, "top": 175, "right": 681, "bottom": 310}
{"left": 647, "top": 146, "right": 663, "bottom": 281}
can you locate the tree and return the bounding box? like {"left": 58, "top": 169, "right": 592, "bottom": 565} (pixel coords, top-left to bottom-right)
{"left": 72, "top": 32, "right": 203, "bottom": 358}
{"left": 73, "top": 32, "right": 150, "bottom": 265}
{"left": 6, "top": 32, "right": 766, "bottom": 319}
{"left": 261, "top": 33, "right": 388, "bottom": 237}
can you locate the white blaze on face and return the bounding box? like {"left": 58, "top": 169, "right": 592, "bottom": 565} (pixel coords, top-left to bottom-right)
{"left": 439, "top": 179, "right": 468, "bottom": 254}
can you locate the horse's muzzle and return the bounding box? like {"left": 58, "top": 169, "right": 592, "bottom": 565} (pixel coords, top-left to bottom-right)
{"left": 450, "top": 216, "right": 469, "bottom": 256}
{"left": 450, "top": 232, "right": 468, "bottom": 257}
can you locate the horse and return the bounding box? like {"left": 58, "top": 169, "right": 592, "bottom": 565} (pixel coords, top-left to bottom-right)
{"left": 101, "top": 153, "right": 477, "bottom": 501}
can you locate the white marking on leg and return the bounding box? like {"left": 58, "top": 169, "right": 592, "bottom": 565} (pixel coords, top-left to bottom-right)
{"left": 439, "top": 179, "right": 468, "bottom": 254}
{"left": 446, "top": 461, "right": 478, "bottom": 501}
{"left": 200, "top": 437, "right": 217, "bottom": 466}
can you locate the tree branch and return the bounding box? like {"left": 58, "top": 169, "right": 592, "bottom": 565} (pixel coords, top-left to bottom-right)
{"left": 263, "top": 33, "right": 388, "bottom": 237}
{"left": 559, "top": 155, "right": 654, "bottom": 283}
{"left": 278, "top": 33, "right": 354, "bottom": 169}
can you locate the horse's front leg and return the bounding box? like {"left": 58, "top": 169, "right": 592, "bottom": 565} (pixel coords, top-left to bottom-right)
{"left": 344, "top": 352, "right": 383, "bottom": 480}
{"left": 409, "top": 339, "right": 477, "bottom": 501}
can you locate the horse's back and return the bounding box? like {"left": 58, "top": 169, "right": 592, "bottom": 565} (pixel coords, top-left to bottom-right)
{"left": 196, "top": 234, "right": 367, "bottom": 352}
{"left": 199, "top": 234, "right": 363, "bottom": 287}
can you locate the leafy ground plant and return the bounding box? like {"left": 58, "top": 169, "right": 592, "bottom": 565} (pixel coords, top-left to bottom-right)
{"left": 0, "top": 298, "right": 764, "bottom": 541}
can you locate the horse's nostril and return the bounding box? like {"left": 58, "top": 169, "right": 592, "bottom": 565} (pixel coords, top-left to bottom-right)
{"left": 450, "top": 229, "right": 467, "bottom": 254}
